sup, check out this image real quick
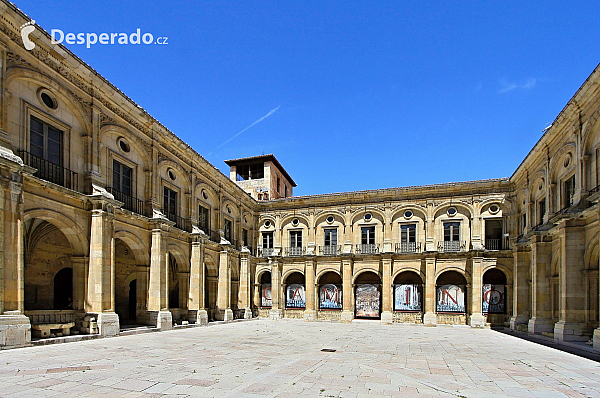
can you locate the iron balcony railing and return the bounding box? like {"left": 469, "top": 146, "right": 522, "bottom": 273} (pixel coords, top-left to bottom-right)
{"left": 355, "top": 243, "right": 379, "bottom": 255}
{"left": 285, "top": 246, "right": 306, "bottom": 257}
{"left": 164, "top": 212, "right": 191, "bottom": 232}
{"left": 258, "top": 247, "right": 275, "bottom": 257}
{"left": 18, "top": 150, "right": 78, "bottom": 191}
{"left": 438, "top": 241, "right": 465, "bottom": 252}
{"left": 106, "top": 187, "right": 145, "bottom": 215}
{"left": 395, "top": 242, "right": 421, "bottom": 254}
{"left": 485, "top": 239, "right": 502, "bottom": 251}
{"left": 319, "top": 245, "right": 341, "bottom": 256}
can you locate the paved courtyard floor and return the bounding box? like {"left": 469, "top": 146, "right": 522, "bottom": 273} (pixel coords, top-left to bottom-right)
{"left": 0, "top": 319, "right": 599, "bottom": 397}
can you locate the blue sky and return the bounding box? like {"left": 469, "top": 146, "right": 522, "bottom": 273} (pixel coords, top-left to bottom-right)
{"left": 15, "top": 1, "right": 600, "bottom": 196}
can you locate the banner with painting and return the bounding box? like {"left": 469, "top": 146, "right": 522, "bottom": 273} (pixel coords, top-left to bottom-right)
{"left": 319, "top": 284, "right": 342, "bottom": 309}
{"left": 436, "top": 284, "right": 465, "bottom": 312}
{"left": 355, "top": 284, "right": 380, "bottom": 318}
{"left": 286, "top": 284, "right": 306, "bottom": 308}
{"left": 482, "top": 284, "right": 505, "bottom": 313}
{"left": 261, "top": 283, "right": 272, "bottom": 307}
{"left": 394, "top": 284, "right": 421, "bottom": 311}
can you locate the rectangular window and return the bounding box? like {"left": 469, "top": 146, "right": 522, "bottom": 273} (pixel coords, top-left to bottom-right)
{"left": 538, "top": 199, "right": 546, "bottom": 225}
{"left": 564, "top": 175, "right": 575, "bottom": 208}
{"left": 290, "top": 230, "right": 302, "bottom": 248}
{"left": 324, "top": 228, "right": 337, "bottom": 246}
{"left": 112, "top": 159, "right": 132, "bottom": 195}
{"left": 401, "top": 224, "right": 416, "bottom": 243}
{"left": 443, "top": 222, "right": 460, "bottom": 241}
{"left": 277, "top": 177, "right": 281, "bottom": 193}
{"left": 262, "top": 232, "right": 274, "bottom": 249}
{"left": 198, "top": 206, "right": 210, "bottom": 231}
{"left": 361, "top": 226, "right": 375, "bottom": 245}
{"left": 522, "top": 213, "right": 527, "bottom": 232}
{"left": 284, "top": 185, "right": 288, "bottom": 197}
{"left": 237, "top": 163, "right": 265, "bottom": 180}
{"left": 242, "top": 228, "right": 248, "bottom": 246}
{"left": 30, "top": 116, "right": 63, "bottom": 166}
{"left": 224, "top": 219, "right": 232, "bottom": 242}
{"left": 163, "top": 187, "right": 177, "bottom": 216}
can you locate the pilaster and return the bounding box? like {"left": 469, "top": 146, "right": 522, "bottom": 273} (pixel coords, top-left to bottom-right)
{"left": 269, "top": 258, "right": 282, "bottom": 319}
{"left": 381, "top": 255, "right": 393, "bottom": 324}
{"left": 510, "top": 247, "right": 531, "bottom": 331}
{"left": 217, "top": 246, "right": 233, "bottom": 322}
{"left": 469, "top": 257, "right": 485, "bottom": 327}
{"left": 148, "top": 217, "right": 173, "bottom": 330}
{"left": 239, "top": 247, "right": 253, "bottom": 319}
{"left": 341, "top": 256, "right": 353, "bottom": 322}
{"left": 528, "top": 237, "right": 554, "bottom": 334}
{"left": 188, "top": 233, "right": 208, "bottom": 325}
{"left": 423, "top": 257, "right": 436, "bottom": 326}
{"left": 304, "top": 257, "right": 316, "bottom": 321}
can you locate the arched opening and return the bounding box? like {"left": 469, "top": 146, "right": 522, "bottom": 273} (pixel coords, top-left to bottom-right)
{"left": 169, "top": 254, "right": 180, "bottom": 309}
{"left": 205, "top": 261, "right": 218, "bottom": 321}
{"left": 115, "top": 239, "right": 139, "bottom": 325}
{"left": 128, "top": 279, "right": 137, "bottom": 320}
{"left": 354, "top": 271, "right": 381, "bottom": 319}
{"left": 393, "top": 271, "right": 423, "bottom": 312}
{"left": 318, "top": 271, "right": 342, "bottom": 310}
{"left": 260, "top": 272, "right": 272, "bottom": 308}
{"left": 53, "top": 268, "right": 73, "bottom": 310}
{"left": 24, "top": 219, "right": 74, "bottom": 311}
{"left": 482, "top": 268, "right": 507, "bottom": 314}
{"left": 436, "top": 271, "right": 467, "bottom": 313}
{"left": 284, "top": 272, "right": 305, "bottom": 309}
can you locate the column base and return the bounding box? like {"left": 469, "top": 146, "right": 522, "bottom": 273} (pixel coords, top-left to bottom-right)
{"left": 593, "top": 328, "right": 600, "bottom": 352}
{"left": 269, "top": 309, "right": 282, "bottom": 320}
{"left": 0, "top": 311, "right": 31, "bottom": 348}
{"left": 95, "top": 312, "right": 120, "bottom": 336}
{"left": 381, "top": 311, "right": 393, "bottom": 324}
{"left": 554, "top": 321, "right": 589, "bottom": 343}
{"left": 341, "top": 310, "right": 353, "bottom": 323}
{"left": 527, "top": 317, "right": 554, "bottom": 335}
{"left": 423, "top": 312, "right": 437, "bottom": 326}
{"left": 469, "top": 313, "right": 486, "bottom": 328}
{"left": 243, "top": 308, "right": 253, "bottom": 319}
{"left": 188, "top": 309, "right": 208, "bottom": 326}
{"left": 303, "top": 309, "right": 317, "bottom": 321}
{"left": 510, "top": 314, "right": 529, "bottom": 332}
{"left": 147, "top": 310, "right": 173, "bottom": 330}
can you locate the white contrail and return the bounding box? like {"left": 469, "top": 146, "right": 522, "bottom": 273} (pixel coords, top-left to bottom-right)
{"left": 208, "top": 105, "right": 281, "bottom": 155}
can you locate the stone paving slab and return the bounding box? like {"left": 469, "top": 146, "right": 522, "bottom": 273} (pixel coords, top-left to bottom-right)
{"left": 0, "top": 320, "right": 599, "bottom": 397}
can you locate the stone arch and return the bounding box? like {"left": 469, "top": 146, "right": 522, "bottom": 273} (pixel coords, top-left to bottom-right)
{"left": 316, "top": 267, "right": 342, "bottom": 282}
{"left": 392, "top": 268, "right": 424, "bottom": 283}
{"left": 350, "top": 208, "right": 386, "bottom": 225}
{"left": 194, "top": 181, "right": 218, "bottom": 208}
{"left": 280, "top": 213, "right": 310, "bottom": 228}
{"left": 114, "top": 229, "right": 149, "bottom": 265}
{"left": 433, "top": 201, "right": 474, "bottom": 219}
{"left": 549, "top": 142, "right": 577, "bottom": 182}
{"left": 435, "top": 266, "right": 470, "bottom": 283}
{"left": 23, "top": 208, "right": 88, "bottom": 256}
{"left": 5, "top": 67, "right": 92, "bottom": 134}
{"left": 314, "top": 210, "right": 346, "bottom": 226}
{"left": 390, "top": 204, "right": 427, "bottom": 222}
{"left": 158, "top": 158, "right": 192, "bottom": 190}
{"left": 100, "top": 124, "right": 151, "bottom": 169}
{"left": 482, "top": 263, "right": 513, "bottom": 284}
{"left": 352, "top": 268, "right": 382, "bottom": 284}
{"left": 282, "top": 268, "right": 304, "bottom": 282}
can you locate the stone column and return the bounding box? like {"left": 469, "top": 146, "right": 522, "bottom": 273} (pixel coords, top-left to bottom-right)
{"left": 528, "top": 237, "right": 554, "bottom": 334}
{"left": 71, "top": 256, "right": 88, "bottom": 311}
{"left": 269, "top": 258, "right": 282, "bottom": 319}
{"left": 554, "top": 218, "right": 587, "bottom": 342}
{"left": 188, "top": 236, "right": 208, "bottom": 325}
{"left": 148, "top": 220, "right": 173, "bottom": 330}
{"left": 423, "top": 257, "right": 436, "bottom": 325}
{"left": 304, "top": 258, "right": 316, "bottom": 321}
{"left": 381, "top": 256, "right": 393, "bottom": 324}
{"left": 469, "top": 257, "right": 485, "bottom": 327}
{"left": 510, "top": 247, "right": 531, "bottom": 331}
{"left": 341, "top": 257, "right": 353, "bottom": 322}
{"left": 0, "top": 151, "right": 32, "bottom": 348}
{"left": 253, "top": 282, "right": 260, "bottom": 314}
{"left": 216, "top": 247, "right": 233, "bottom": 321}
{"left": 86, "top": 193, "right": 120, "bottom": 337}
{"left": 239, "top": 247, "right": 253, "bottom": 319}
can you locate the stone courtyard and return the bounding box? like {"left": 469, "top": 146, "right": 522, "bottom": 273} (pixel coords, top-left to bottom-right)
{"left": 0, "top": 321, "right": 599, "bottom": 397}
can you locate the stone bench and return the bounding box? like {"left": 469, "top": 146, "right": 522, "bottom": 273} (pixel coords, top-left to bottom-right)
{"left": 31, "top": 322, "right": 75, "bottom": 338}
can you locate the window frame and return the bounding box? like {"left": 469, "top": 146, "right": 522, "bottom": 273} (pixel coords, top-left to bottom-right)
{"left": 324, "top": 228, "right": 338, "bottom": 247}
{"left": 163, "top": 185, "right": 178, "bottom": 217}
{"left": 361, "top": 225, "right": 376, "bottom": 245}
{"left": 289, "top": 230, "right": 303, "bottom": 248}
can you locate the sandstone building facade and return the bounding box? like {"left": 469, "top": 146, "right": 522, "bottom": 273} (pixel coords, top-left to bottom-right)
{"left": 0, "top": 1, "right": 599, "bottom": 352}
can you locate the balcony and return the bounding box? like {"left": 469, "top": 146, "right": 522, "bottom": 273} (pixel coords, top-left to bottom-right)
{"left": 395, "top": 242, "right": 421, "bottom": 254}
{"left": 438, "top": 241, "right": 464, "bottom": 252}
{"left": 18, "top": 150, "right": 78, "bottom": 191}
{"left": 164, "top": 212, "right": 191, "bottom": 232}
{"left": 285, "top": 246, "right": 305, "bottom": 257}
{"left": 484, "top": 239, "right": 502, "bottom": 251}
{"left": 258, "top": 247, "right": 275, "bottom": 257}
{"left": 106, "top": 187, "right": 145, "bottom": 216}
{"left": 355, "top": 244, "right": 379, "bottom": 255}
{"left": 319, "top": 245, "right": 341, "bottom": 256}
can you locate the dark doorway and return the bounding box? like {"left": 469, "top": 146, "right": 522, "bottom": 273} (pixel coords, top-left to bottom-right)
{"left": 53, "top": 267, "right": 73, "bottom": 310}
{"left": 128, "top": 279, "right": 137, "bottom": 320}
